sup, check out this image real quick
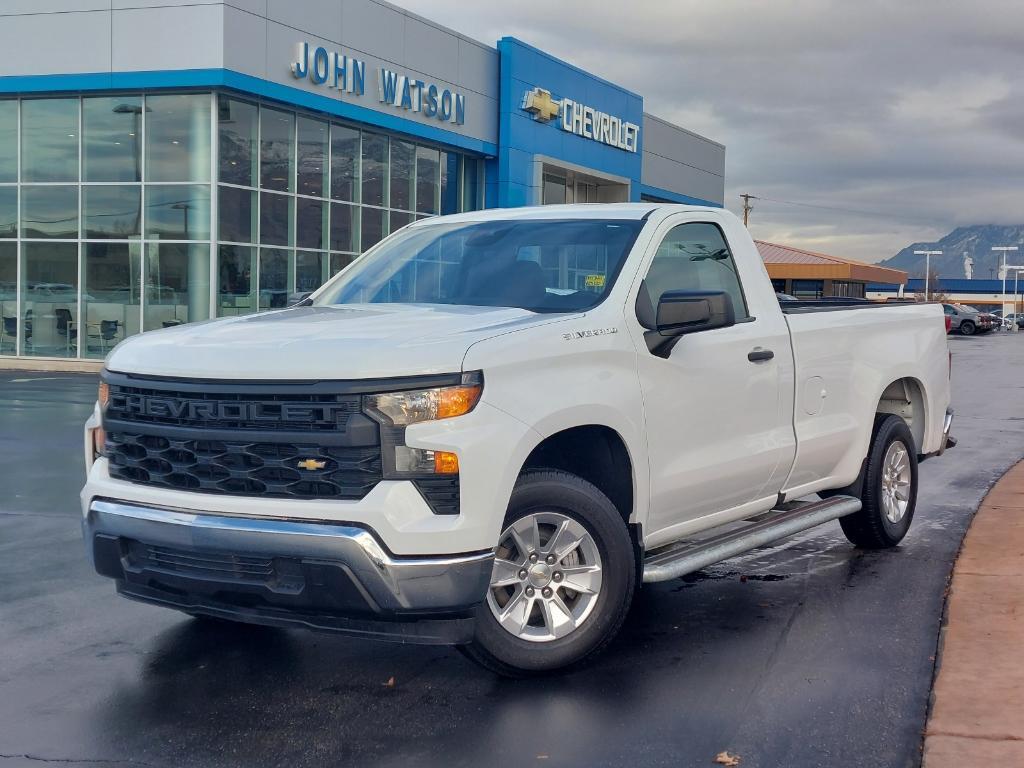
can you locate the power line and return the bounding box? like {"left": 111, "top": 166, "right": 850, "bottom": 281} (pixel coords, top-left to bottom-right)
{"left": 749, "top": 195, "right": 945, "bottom": 227}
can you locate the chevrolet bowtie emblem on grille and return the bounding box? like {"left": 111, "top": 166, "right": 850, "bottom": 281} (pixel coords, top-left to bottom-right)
{"left": 522, "top": 87, "right": 561, "bottom": 122}
{"left": 297, "top": 458, "right": 327, "bottom": 471}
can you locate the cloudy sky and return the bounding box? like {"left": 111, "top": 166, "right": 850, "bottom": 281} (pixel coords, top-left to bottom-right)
{"left": 398, "top": 0, "right": 1024, "bottom": 263}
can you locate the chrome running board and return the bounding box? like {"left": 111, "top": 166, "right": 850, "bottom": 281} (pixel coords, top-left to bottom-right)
{"left": 642, "top": 495, "right": 862, "bottom": 583}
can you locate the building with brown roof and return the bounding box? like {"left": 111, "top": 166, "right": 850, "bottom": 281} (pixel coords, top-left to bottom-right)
{"left": 755, "top": 240, "right": 908, "bottom": 299}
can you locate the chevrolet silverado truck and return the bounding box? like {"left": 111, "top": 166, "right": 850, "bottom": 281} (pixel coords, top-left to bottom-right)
{"left": 82, "top": 204, "right": 955, "bottom": 675}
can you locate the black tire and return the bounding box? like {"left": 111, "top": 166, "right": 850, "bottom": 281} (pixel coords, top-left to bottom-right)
{"left": 959, "top": 320, "right": 975, "bottom": 336}
{"left": 837, "top": 414, "right": 918, "bottom": 548}
{"left": 461, "top": 469, "right": 635, "bottom": 677}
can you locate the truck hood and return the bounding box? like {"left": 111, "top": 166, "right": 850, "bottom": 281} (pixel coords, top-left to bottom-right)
{"left": 106, "top": 304, "right": 569, "bottom": 380}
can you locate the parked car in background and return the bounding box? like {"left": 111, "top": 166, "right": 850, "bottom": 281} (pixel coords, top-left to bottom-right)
{"left": 1002, "top": 312, "right": 1024, "bottom": 329}
{"left": 942, "top": 303, "right": 994, "bottom": 335}
{"left": 978, "top": 311, "right": 1002, "bottom": 329}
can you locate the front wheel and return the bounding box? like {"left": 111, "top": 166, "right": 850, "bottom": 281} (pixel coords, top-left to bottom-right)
{"left": 461, "top": 469, "right": 635, "bottom": 676}
{"left": 839, "top": 414, "right": 918, "bottom": 548}
{"left": 959, "top": 320, "right": 975, "bottom": 336}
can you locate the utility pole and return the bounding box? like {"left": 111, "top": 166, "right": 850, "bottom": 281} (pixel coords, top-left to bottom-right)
{"left": 739, "top": 194, "right": 758, "bottom": 227}
{"left": 914, "top": 250, "right": 942, "bottom": 301}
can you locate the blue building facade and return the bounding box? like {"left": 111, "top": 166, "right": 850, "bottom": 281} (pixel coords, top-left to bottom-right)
{"left": 0, "top": 0, "right": 725, "bottom": 362}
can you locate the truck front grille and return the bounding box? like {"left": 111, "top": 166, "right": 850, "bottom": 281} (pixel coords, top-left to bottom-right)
{"left": 102, "top": 374, "right": 383, "bottom": 501}
{"left": 129, "top": 541, "right": 277, "bottom": 583}
{"left": 106, "top": 432, "right": 381, "bottom": 500}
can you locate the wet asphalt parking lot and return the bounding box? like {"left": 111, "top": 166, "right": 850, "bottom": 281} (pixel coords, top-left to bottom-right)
{"left": 2, "top": 332, "right": 1023, "bottom": 768}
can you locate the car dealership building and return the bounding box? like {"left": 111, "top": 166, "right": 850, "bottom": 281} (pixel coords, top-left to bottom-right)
{"left": 0, "top": 0, "right": 725, "bottom": 364}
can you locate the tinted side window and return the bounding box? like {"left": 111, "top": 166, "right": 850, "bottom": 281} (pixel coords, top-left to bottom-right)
{"left": 643, "top": 222, "right": 749, "bottom": 319}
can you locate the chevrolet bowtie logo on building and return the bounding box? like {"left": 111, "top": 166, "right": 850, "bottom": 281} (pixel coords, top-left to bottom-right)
{"left": 521, "top": 86, "right": 641, "bottom": 153}
{"left": 297, "top": 458, "right": 327, "bottom": 471}
{"left": 522, "top": 87, "right": 561, "bottom": 122}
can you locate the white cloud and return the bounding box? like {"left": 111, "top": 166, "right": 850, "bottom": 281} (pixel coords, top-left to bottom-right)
{"left": 398, "top": 0, "right": 1024, "bottom": 262}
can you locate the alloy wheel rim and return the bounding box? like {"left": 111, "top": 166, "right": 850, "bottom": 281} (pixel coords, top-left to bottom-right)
{"left": 486, "top": 511, "right": 603, "bottom": 643}
{"left": 880, "top": 440, "right": 912, "bottom": 524}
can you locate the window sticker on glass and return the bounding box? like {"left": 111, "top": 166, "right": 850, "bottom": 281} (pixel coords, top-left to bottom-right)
{"left": 585, "top": 274, "right": 606, "bottom": 288}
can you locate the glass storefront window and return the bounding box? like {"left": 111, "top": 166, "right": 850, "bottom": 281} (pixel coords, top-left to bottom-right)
{"left": 218, "top": 185, "right": 257, "bottom": 243}
{"left": 22, "top": 99, "right": 79, "bottom": 183}
{"left": 463, "top": 157, "right": 481, "bottom": 211}
{"left": 361, "top": 206, "right": 384, "bottom": 251}
{"left": 415, "top": 146, "right": 439, "bottom": 215}
{"left": 362, "top": 132, "right": 386, "bottom": 207}
{"left": 0, "top": 243, "right": 16, "bottom": 355}
{"left": 260, "top": 191, "right": 293, "bottom": 246}
{"left": 20, "top": 241, "right": 78, "bottom": 358}
{"left": 258, "top": 248, "right": 290, "bottom": 310}
{"left": 390, "top": 210, "right": 412, "bottom": 233}
{"left": 330, "top": 124, "right": 359, "bottom": 202}
{"left": 329, "top": 202, "right": 356, "bottom": 252}
{"left": 83, "top": 96, "right": 143, "bottom": 183}
{"left": 296, "top": 251, "right": 326, "bottom": 294}
{"left": 330, "top": 253, "right": 355, "bottom": 277}
{"left": 0, "top": 101, "right": 17, "bottom": 183}
{"left": 390, "top": 139, "right": 414, "bottom": 211}
{"left": 83, "top": 242, "right": 141, "bottom": 358}
{"left": 296, "top": 197, "right": 326, "bottom": 250}
{"left": 218, "top": 96, "right": 258, "bottom": 187}
{"left": 145, "top": 94, "right": 211, "bottom": 183}
{"left": 440, "top": 152, "right": 458, "bottom": 216}
{"left": 21, "top": 185, "right": 78, "bottom": 239}
{"left": 0, "top": 187, "right": 16, "bottom": 239}
{"left": 261, "top": 107, "right": 294, "bottom": 192}
{"left": 83, "top": 185, "right": 141, "bottom": 239}
{"left": 542, "top": 173, "right": 567, "bottom": 205}
{"left": 217, "top": 244, "right": 256, "bottom": 316}
{"left": 297, "top": 116, "right": 328, "bottom": 198}
{"left": 145, "top": 185, "right": 211, "bottom": 240}
{"left": 1, "top": 92, "right": 489, "bottom": 358}
{"left": 144, "top": 242, "right": 210, "bottom": 330}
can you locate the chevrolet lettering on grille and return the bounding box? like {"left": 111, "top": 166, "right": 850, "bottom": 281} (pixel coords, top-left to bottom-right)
{"left": 109, "top": 393, "right": 350, "bottom": 425}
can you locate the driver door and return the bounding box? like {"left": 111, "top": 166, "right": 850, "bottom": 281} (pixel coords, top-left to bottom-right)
{"left": 633, "top": 219, "right": 793, "bottom": 543}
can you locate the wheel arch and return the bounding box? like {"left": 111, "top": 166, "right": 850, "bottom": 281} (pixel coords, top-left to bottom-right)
{"left": 874, "top": 376, "right": 927, "bottom": 455}
{"left": 519, "top": 424, "right": 637, "bottom": 529}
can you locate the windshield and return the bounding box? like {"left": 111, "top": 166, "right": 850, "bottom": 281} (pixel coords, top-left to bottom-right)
{"left": 313, "top": 218, "right": 645, "bottom": 313}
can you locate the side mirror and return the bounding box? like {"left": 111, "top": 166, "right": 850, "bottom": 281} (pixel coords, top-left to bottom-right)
{"left": 288, "top": 291, "right": 313, "bottom": 307}
{"left": 636, "top": 286, "right": 735, "bottom": 358}
{"left": 656, "top": 290, "right": 735, "bottom": 335}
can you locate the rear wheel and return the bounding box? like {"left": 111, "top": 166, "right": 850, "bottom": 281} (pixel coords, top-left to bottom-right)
{"left": 462, "top": 469, "right": 635, "bottom": 676}
{"left": 838, "top": 414, "right": 918, "bottom": 548}
{"left": 959, "top": 320, "right": 975, "bottom": 336}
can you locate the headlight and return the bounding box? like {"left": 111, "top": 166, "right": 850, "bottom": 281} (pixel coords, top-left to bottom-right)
{"left": 364, "top": 372, "right": 482, "bottom": 426}
{"left": 94, "top": 381, "right": 109, "bottom": 457}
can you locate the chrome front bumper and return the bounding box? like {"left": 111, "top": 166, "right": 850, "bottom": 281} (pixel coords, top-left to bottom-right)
{"left": 84, "top": 498, "right": 494, "bottom": 644}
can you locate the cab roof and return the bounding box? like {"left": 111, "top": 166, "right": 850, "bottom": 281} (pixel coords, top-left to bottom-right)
{"left": 408, "top": 202, "right": 724, "bottom": 226}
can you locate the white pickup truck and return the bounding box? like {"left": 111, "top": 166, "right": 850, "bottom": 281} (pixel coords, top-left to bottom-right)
{"left": 82, "top": 204, "right": 954, "bottom": 675}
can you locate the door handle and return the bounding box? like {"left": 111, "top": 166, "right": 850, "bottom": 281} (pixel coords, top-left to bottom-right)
{"left": 748, "top": 348, "right": 774, "bottom": 362}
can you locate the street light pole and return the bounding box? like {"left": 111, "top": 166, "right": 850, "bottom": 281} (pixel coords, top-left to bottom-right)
{"left": 1001, "top": 264, "right": 1024, "bottom": 333}
{"left": 914, "top": 250, "right": 942, "bottom": 301}
{"left": 992, "top": 246, "right": 1018, "bottom": 316}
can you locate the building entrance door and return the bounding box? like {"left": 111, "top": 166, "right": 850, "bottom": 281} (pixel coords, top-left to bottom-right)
{"left": 541, "top": 165, "right": 628, "bottom": 205}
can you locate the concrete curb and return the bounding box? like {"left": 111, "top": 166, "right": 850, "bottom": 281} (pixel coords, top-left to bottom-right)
{"left": 0, "top": 358, "right": 103, "bottom": 373}
{"left": 923, "top": 460, "right": 1024, "bottom": 766}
